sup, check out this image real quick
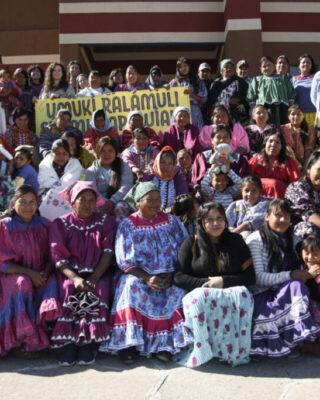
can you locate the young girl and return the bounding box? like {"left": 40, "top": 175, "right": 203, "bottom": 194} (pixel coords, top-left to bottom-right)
{"left": 247, "top": 56, "right": 296, "bottom": 127}
{"left": 177, "top": 148, "right": 193, "bottom": 192}
{"left": 108, "top": 68, "right": 125, "bottom": 92}
{"left": 27, "top": 65, "right": 44, "bottom": 98}
{"left": 0, "top": 184, "right": 60, "bottom": 357}
{"left": 11, "top": 147, "right": 39, "bottom": 192}
{"left": 199, "top": 105, "right": 249, "bottom": 154}
{"left": 226, "top": 175, "right": 269, "bottom": 239}
{"left": 280, "top": 104, "right": 316, "bottom": 168}
{"left": 168, "top": 57, "right": 207, "bottom": 130}
{"left": 245, "top": 104, "right": 275, "bottom": 157}
{"left": 77, "top": 70, "right": 111, "bottom": 97}
{"left": 121, "top": 127, "right": 159, "bottom": 181}
{"left": 75, "top": 73, "right": 88, "bottom": 94}
{"left": 300, "top": 235, "right": 320, "bottom": 334}
{"left": 200, "top": 163, "right": 242, "bottom": 210}
{"left": 172, "top": 193, "right": 199, "bottom": 236}
{"left": 246, "top": 199, "right": 320, "bottom": 359}
{"left": 83, "top": 109, "right": 120, "bottom": 152}
{"left": 61, "top": 131, "right": 95, "bottom": 169}
{"left": 0, "top": 68, "right": 22, "bottom": 122}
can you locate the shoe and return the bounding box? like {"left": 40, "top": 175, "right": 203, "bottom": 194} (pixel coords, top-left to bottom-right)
{"left": 58, "top": 344, "right": 77, "bottom": 367}
{"left": 155, "top": 351, "right": 171, "bottom": 363}
{"left": 287, "top": 349, "right": 301, "bottom": 359}
{"left": 77, "top": 343, "right": 97, "bottom": 366}
{"left": 119, "top": 347, "right": 137, "bottom": 365}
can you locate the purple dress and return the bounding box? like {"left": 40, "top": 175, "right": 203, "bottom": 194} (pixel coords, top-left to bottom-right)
{"left": 163, "top": 123, "right": 202, "bottom": 159}
{"left": 50, "top": 211, "right": 116, "bottom": 347}
{"left": 0, "top": 215, "right": 60, "bottom": 356}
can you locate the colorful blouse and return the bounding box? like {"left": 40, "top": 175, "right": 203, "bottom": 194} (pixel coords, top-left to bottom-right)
{"left": 4, "top": 125, "right": 39, "bottom": 149}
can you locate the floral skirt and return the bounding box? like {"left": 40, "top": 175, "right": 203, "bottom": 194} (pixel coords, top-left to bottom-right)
{"left": 251, "top": 280, "right": 320, "bottom": 359}
{"left": 100, "top": 274, "right": 193, "bottom": 356}
{"left": 0, "top": 272, "right": 60, "bottom": 356}
{"left": 51, "top": 273, "right": 112, "bottom": 347}
{"left": 174, "top": 286, "right": 254, "bottom": 368}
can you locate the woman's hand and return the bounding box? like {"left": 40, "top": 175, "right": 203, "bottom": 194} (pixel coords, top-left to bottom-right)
{"left": 184, "top": 88, "right": 192, "bottom": 95}
{"left": 145, "top": 275, "right": 167, "bottom": 291}
{"left": 290, "top": 269, "right": 310, "bottom": 283}
{"left": 50, "top": 93, "right": 59, "bottom": 100}
{"left": 163, "top": 84, "right": 170, "bottom": 90}
{"left": 86, "top": 274, "right": 100, "bottom": 291}
{"left": 202, "top": 276, "right": 223, "bottom": 288}
{"left": 28, "top": 270, "right": 47, "bottom": 288}
{"left": 132, "top": 167, "right": 144, "bottom": 181}
{"left": 73, "top": 276, "right": 88, "bottom": 291}
{"left": 236, "top": 147, "right": 247, "bottom": 156}
{"left": 104, "top": 200, "right": 115, "bottom": 215}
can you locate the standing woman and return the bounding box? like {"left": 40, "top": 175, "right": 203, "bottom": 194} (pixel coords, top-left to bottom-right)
{"left": 67, "top": 60, "right": 82, "bottom": 93}
{"left": 115, "top": 65, "right": 149, "bottom": 92}
{"left": 108, "top": 68, "right": 125, "bottom": 92}
{"left": 246, "top": 199, "right": 320, "bottom": 359}
{"left": 100, "top": 182, "right": 192, "bottom": 363}
{"left": 27, "top": 65, "right": 44, "bottom": 98}
{"left": 0, "top": 185, "right": 60, "bottom": 357}
{"left": 168, "top": 57, "right": 207, "bottom": 131}
{"left": 174, "top": 202, "right": 255, "bottom": 367}
{"left": 291, "top": 54, "right": 317, "bottom": 127}
{"left": 40, "top": 62, "right": 75, "bottom": 100}
{"left": 14, "top": 68, "right": 38, "bottom": 112}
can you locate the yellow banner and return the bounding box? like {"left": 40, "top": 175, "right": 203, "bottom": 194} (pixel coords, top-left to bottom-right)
{"left": 35, "top": 87, "right": 191, "bottom": 135}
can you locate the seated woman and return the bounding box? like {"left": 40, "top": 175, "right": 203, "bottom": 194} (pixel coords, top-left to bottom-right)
{"left": 246, "top": 199, "right": 320, "bottom": 359}
{"left": 40, "top": 62, "right": 75, "bottom": 100}
{"left": 83, "top": 109, "right": 120, "bottom": 152}
{"left": 115, "top": 65, "right": 149, "bottom": 92}
{"left": 174, "top": 202, "right": 255, "bottom": 367}
{"left": 85, "top": 136, "right": 133, "bottom": 216}
{"left": 100, "top": 182, "right": 192, "bottom": 363}
{"left": 206, "top": 59, "right": 249, "bottom": 124}
{"left": 285, "top": 150, "right": 320, "bottom": 239}
{"left": 0, "top": 185, "right": 60, "bottom": 357}
{"left": 226, "top": 175, "right": 269, "bottom": 239}
{"left": 4, "top": 107, "right": 39, "bottom": 151}
{"left": 40, "top": 109, "right": 81, "bottom": 158}
{"left": 142, "top": 146, "right": 188, "bottom": 212}
{"left": 280, "top": 104, "right": 316, "bottom": 169}
{"left": 192, "top": 124, "right": 249, "bottom": 187}
{"left": 249, "top": 130, "right": 301, "bottom": 199}
{"left": 38, "top": 139, "right": 82, "bottom": 221}
{"left": 77, "top": 70, "right": 111, "bottom": 97}
{"left": 121, "top": 127, "right": 159, "bottom": 181}
{"left": 50, "top": 180, "right": 116, "bottom": 366}
{"left": 245, "top": 104, "right": 275, "bottom": 158}
{"left": 61, "top": 131, "right": 95, "bottom": 169}
{"left": 11, "top": 146, "right": 39, "bottom": 192}
{"left": 145, "top": 65, "right": 166, "bottom": 90}
{"left": 121, "top": 110, "right": 162, "bottom": 150}
{"left": 163, "top": 107, "right": 202, "bottom": 159}
{"left": 199, "top": 105, "right": 249, "bottom": 154}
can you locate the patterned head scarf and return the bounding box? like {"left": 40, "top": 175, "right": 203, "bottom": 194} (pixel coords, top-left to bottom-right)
{"left": 59, "top": 180, "right": 105, "bottom": 207}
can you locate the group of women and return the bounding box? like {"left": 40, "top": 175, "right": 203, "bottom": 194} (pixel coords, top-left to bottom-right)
{"left": 1, "top": 54, "right": 320, "bottom": 368}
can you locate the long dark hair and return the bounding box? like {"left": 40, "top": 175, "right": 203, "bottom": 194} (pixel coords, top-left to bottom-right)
{"left": 61, "top": 131, "right": 81, "bottom": 158}
{"left": 175, "top": 57, "right": 199, "bottom": 93}
{"left": 302, "top": 150, "right": 320, "bottom": 178}
{"left": 14, "top": 68, "right": 31, "bottom": 90}
{"left": 261, "top": 130, "right": 287, "bottom": 164}
{"left": 259, "top": 199, "right": 298, "bottom": 272}
{"left": 44, "top": 62, "right": 68, "bottom": 92}
{"left": 108, "top": 68, "right": 125, "bottom": 90}
{"left": 298, "top": 53, "right": 317, "bottom": 75}
{"left": 196, "top": 202, "right": 231, "bottom": 273}
{"left": 210, "top": 105, "right": 234, "bottom": 131}
{"left": 1, "top": 184, "right": 38, "bottom": 219}
{"left": 96, "top": 136, "right": 122, "bottom": 198}
{"left": 287, "top": 104, "right": 309, "bottom": 144}
{"left": 172, "top": 194, "right": 197, "bottom": 226}
{"left": 27, "top": 65, "right": 44, "bottom": 85}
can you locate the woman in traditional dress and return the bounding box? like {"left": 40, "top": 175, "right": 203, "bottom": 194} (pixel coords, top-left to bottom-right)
{"left": 100, "top": 182, "right": 192, "bottom": 363}
{"left": 246, "top": 198, "right": 320, "bottom": 359}
{"left": 50, "top": 180, "right": 116, "bottom": 366}
{"left": 0, "top": 184, "right": 60, "bottom": 357}
{"left": 174, "top": 201, "right": 255, "bottom": 367}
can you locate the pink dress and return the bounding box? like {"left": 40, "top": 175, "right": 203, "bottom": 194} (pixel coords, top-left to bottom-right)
{"left": 0, "top": 215, "right": 60, "bottom": 356}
